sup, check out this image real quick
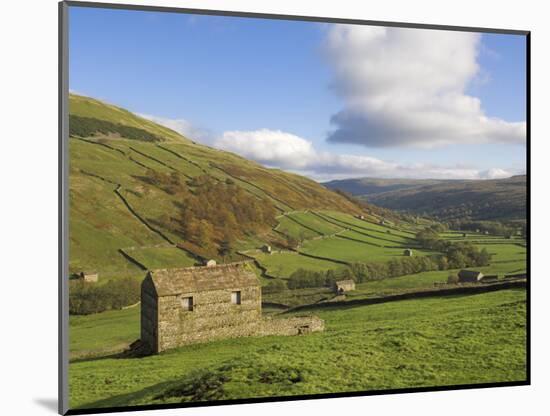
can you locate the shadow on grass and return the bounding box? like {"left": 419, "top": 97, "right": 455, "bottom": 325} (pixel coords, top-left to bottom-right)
{"left": 70, "top": 343, "right": 151, "bottom": 364}
{"left": 75, "top": 380, "right": 178, "bottom": 410}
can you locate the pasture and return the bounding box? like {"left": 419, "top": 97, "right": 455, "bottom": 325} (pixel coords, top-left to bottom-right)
{"left": 122, "top": 246, "right": 197, "bottom": 270}
{"left": 68, "top": 288, "right": 527, "bottom": 409}
{"left": 298, "top": 236, "right": 428, "bottom": 264}
{"left": 251, "top": 252, "right": 346, "bottom": 279}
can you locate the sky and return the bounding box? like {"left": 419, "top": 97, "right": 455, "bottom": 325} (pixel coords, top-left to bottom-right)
{"left": 69, "top": 6, "right": 527, "bottom": 181}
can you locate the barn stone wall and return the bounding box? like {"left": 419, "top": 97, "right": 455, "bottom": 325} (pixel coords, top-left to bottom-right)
{"left": 156, "top": 286, "right": 262, "bottom": 352}
{"left": 140, "top": 264, "right": 325, "bottom": 354}
{"left": 141, "top": 277, "right": 158, "bottom": 353}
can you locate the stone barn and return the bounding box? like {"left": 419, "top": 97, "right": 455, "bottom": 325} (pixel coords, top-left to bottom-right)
{"left": 403, "top": 249, "right": 413, "bottom": 257}
{"left": 140, "top": 262, "right": 324, "bottom": 354}
{"left": 79, "top": 271, "right": 98, "bottom": 283}
{"left": 261, "top": 244, "right": 272, "bottom": 254}
{"left": 333, "top": 279, "right": 356, "bottom": 294}
{"left": 458, "top": 270, "right": 484, "bottom": 283}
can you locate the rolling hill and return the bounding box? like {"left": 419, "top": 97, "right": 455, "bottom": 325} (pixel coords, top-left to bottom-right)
{"left": 68, "top": 94, "right": 368, "bottom": 280}
{"left": 323, "top": 177, "right": 448, "bottom": 197}
{"left": 324, "top": 176, "right": 527, "bottom": 222}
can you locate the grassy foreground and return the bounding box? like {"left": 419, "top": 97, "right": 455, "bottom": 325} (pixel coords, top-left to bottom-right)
{"left": 69, "top": 288, "right": 527, "bottom": 409}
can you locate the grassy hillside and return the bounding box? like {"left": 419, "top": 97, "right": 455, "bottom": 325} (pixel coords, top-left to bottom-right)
{"left": 326, "top": 176, "right": 526, "bottom": 222}
{"left": 69, "top": 288, "right": 526, "bottom": 409}
{"left": 68, "top": 94, "right": 365, "bottom": 283}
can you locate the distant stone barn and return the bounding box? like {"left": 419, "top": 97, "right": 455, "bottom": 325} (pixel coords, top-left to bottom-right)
{"left": 140, "top": 262, "right": 324, "bottom": 354}
{"left": 458, "top": 270, "right": 484, "bottom": 283}
{"left": 79, "top": 271, "right": 98, "bottom": 283}
{"left": 333, "top": 279, "right": 356, "bottom": 294}
{"left": 403, "top": 249, "right": 413, "bottom": 257}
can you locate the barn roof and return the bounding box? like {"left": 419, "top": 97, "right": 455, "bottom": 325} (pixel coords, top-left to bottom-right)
{"left": 146, "top": 262, "right": 259, "bottom": 296}
{"left": 458, "top": 270, "right": 483, "bottom": 278}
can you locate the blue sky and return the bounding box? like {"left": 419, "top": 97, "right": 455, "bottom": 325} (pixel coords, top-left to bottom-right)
{"left": 69, "top": 6, "right": 526, "bottom": 181}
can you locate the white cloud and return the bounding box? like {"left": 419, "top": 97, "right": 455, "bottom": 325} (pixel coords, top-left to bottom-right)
{"left": 217, "top": 129, "right": 317, "bottom": 169}
{"left": 138, "top": 113, "right": 216, "bottom": 144}
{"left": 214, "top": 128, "right": 516, "bottom": 181}
{"left": 323, "top": 25, "right": 526, "bottom": 148}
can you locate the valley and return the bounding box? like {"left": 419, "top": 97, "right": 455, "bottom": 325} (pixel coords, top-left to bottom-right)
{"left": 67, "top": 94, "right": 527, "bottom": 408}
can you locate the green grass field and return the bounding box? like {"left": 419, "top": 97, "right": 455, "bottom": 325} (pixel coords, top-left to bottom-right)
{"left": 122, "top": 246, "right": 197, "bottom": 270}
{"left": 68, "top": 288, "right": 527, "bottom": 409}
{"left": 251, "top": 252, "right": 346, "bottom": 279}
{"left": 70, "top": 306, "right": 140, "bottom": 358}
{"left": 275, "top": 215, "right": 321, "bottom": 240}
{"left": 299, "top": 236, "right": 429, "bottom": 264}
{"left": 288, "top": 212, "right": 343, "bottom": 235}
{"left": 321, "top": 211, "right": 416, "bottom": 238}
{"left": 250, "top": 210, "right": 526, "bottom": 283}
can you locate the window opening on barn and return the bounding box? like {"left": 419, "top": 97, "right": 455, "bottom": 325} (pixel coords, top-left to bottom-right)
{"left": 181, "top": 296, "right": 193, "bottom": 311}
{"left": 231, "top": 291, "right": 241, "bottom": 305}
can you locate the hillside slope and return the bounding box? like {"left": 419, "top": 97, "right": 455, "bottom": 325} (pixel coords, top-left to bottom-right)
{"left": 356, "top": 176, "right": 527, "bottom": 222}
{"left": 323, "top": 178, "right": 448, "bottom": 197}
{"left": 68, "top": 94, "right": 364, "bottom": 280}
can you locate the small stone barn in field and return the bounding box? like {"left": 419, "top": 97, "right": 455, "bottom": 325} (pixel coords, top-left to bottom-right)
{"left": 458, "top": 270, "right": 484, "bottom": 283}
{"left": 403, "top": 249, "right": 413, "bottom": 257}
{"left": 141, "top": 262, "right": 324, "bottom": 354}
{"left": 333, "top": 279, "right": 356, "bottom": 294}
{"left": 79, "top": 271, "right": 98, "bottom": 283}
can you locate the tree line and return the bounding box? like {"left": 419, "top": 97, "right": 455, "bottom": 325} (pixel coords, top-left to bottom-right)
{"left": 69, "top": 277, "right": 141, "bottom": 315}
{"left": 69, "top": 115, "right": 164, "bottom": 142}
{"left": 445, "top": 219, "right": 525, "bottom": 238}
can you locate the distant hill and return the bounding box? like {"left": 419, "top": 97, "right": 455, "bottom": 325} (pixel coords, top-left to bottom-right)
{"left": 323, "top": 178, "right": 449, "bottom": 197}
{"left": 325, "top": 176, "right": 527, "bottom": 222}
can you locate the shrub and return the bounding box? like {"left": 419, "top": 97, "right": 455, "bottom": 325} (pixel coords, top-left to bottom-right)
{"left": 447, "top": 274, "right": 459, "bottom": 284}
{"left": 69, "top": 115, "right": 164, "bottom": 142}
{"left": 287, "top": 269, "right": 327, "bottom": 289}
{"left": 69, "top": 277, "right": 140, "bottom": 315}
{"left": 262, "top": 279, "right": 287, "bottom": 294}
